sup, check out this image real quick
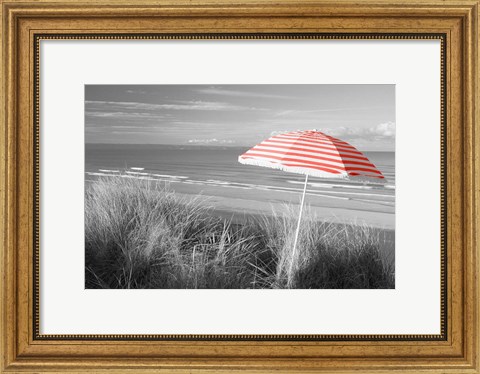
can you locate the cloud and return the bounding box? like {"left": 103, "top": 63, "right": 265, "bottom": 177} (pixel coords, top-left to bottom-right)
{"left": 320, "top": 122, "right": 395, "bottom": 141}
{"left": 275, "top": 106, "right": 391, "bottom": 117}
{"left": 188, "top": 138, "right": 235, "bottom": 144}
{"left": 371, "top": 122, "right": 395, "bottom": 137}
{"left": 86, "top": 125, "right": 171, "bottom": 131}
{"left": 125, "top": 89, "right": 147, "bottom": 95}
{"left": 194, "top": 87, "right": 296, "bottom": 100}
{"left": 259, "top": 118, "right": 322, "bottom": 127}
{"left": 85, "top": 111, "right": 169, "bottom": 120}
{"left": 85, "top": 100, "right": 261, "bottom": 112}
{"left": 270, "top": 129, "right": 303, "bottom": 136}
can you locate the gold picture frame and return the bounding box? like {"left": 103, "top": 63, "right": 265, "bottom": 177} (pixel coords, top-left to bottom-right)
{"left": 1, "top": 0, "right": 478, "bottom": 372}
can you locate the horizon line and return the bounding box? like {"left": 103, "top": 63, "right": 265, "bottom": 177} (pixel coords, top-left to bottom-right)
{"left": 84, "top": 142, "right": 395, "bottom": 152}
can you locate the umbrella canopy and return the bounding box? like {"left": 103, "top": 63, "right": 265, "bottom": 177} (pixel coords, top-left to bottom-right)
{"left": 238, "top": 130, "right": 386, "bottom": 283}
{"left": 238, "top": 129, "right": 385, "bottom": 183}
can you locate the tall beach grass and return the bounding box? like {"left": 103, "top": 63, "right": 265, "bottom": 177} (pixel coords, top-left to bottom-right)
{"left": 85, "top": 176, "right": 394, "bottom": 289}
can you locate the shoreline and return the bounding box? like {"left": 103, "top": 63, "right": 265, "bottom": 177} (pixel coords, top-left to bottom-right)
{"left": 86, "top": 175, "right": 395, "bottom": 230}
{"left": 171, "top": 184, "right": 395, "bottom": 231}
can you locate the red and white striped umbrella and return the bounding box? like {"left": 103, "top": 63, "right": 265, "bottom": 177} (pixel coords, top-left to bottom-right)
{"left": 238, "top": 129, "right": 385, "bottom": 275}
{"left": 238, "top": 129, "right": 385, "bottom": 182}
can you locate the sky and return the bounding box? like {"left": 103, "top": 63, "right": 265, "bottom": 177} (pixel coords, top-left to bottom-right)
{"left": 85, "top": 84, "right": 395, "bottom": 151}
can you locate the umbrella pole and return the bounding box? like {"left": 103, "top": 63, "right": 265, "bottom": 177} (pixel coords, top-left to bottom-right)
{"left": 289, "top": 174, "right": 309, "bottom": 283}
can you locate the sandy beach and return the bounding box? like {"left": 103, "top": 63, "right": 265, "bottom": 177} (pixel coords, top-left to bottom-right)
{"left": 170, "top": 182, "right": 394, "bottom": 229}
{"left": 171, "top": 188, "right": 394, "bottom": 266}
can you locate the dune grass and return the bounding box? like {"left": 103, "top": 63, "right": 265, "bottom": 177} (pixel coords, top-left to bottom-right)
{"left": 85, "top": 176, "right": 394, "bottom": 289}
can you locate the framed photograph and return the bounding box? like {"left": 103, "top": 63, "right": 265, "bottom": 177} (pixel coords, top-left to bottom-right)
{"left": 1, "top": 0, "right": 478, "bottom": 372}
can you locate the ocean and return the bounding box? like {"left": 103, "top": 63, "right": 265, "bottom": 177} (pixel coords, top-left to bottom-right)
{"left": 85, "top": 144, "right": 395, "bottom": 229}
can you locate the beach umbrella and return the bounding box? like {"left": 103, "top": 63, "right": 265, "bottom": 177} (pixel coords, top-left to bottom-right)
{"left": 238, "top": 129, "right": 385, "bottom": 274}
